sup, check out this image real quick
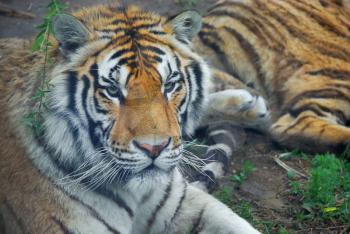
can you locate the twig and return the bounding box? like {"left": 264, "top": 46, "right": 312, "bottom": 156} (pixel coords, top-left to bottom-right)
{"left": 274, "top": 153, "right": 309, "bottom": 179}
{"left": 0, "top": 3, "right": 35, "bottom": 19}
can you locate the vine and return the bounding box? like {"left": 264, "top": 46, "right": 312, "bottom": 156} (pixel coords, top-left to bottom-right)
{"left": 23, "top": 0, "right": 68, "bottom": 135}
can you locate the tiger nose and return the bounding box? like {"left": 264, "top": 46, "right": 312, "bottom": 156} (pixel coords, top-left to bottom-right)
{"left": 133, "top": 138, "right": 170, "bottom": 158}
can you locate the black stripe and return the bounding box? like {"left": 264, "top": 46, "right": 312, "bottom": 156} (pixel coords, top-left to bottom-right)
{"left": 98, "top": 90, "right": 109, "bottom": 100}
{"left": 284, "top": 88, "right": 350, "bottom": 112}
{"left": 112, "top": 16, "right": 158, "bottom": 25}
{"left": 131, "top": 21, "right": 162, "bottom": 31}
{"left": 289, "top": 0, "right": 350, "bottom": 40}
{"left": 149, "top": 55, "right": 162, "bottom": 63}
{"left": 207, "top": 1, "right": 286, "bottom": 44}
{"left": 139, "top": 45, "right": 166, "bottom": 55}
{"left": 173, "top": 83, "right": 183, "bottom": 93}
{"left": 258, "top": 0, "right": 350, "bottom": 62}
{"left": 146, "top": 174, "right": 173, "bottom": 232}
{"left": 109, "top": 49, "right": 132, "bottom": 61}
{"left": 190, "top": 208, "right": 205, "bottom": 234}
{"left": 149, "top": 30, "right": 166, "bottom": 35}
{"left": 69, "top": 195, "right": 121, "bottom": 234}
{"left": 299, "top": 120, "right": 315, "bottom": 133}
{"left": 208, "top": 10, "right": 270, "bottom": 46}
{"left": 206, "top": 149, "right": 229, "bottom": 173}
{"left": 208, "top": 1, "right": 284, "bottom": 48}
{"left": 224, "top": 26, "right": 266, "bottom": 88}
{"left": 207, "top": 130, "right": 235, "bottom": 147}
{"left": 190, "top": 62, "right": 203, "bottom": 108}
{"left": 51, "top": 216, "right": 76, "bottom": 234}
{"left": 118, "top": 55, "right": 137, "bottom": 66}
{"left": 174, "top": 55, "right": 188, "bottom": 118}
{"left": 140, "top": 190, "right": 155, "bottom": 204}
{"left": 176, "top": 38, "right": 189, "bottom": 45}
{"left": 290, "top": 103, "right": 347, "bottom": 124}
{"left": 169, "top": 182, "right": 187, "bottom": 224}
{"left": 81, "top": 76, "right": 91, "bottom": 116}
{"left": 82, "top": 75, "right": 103, "bottom": 149}
{"left": 36, "top": 125, "right": 78, "bottom": 177}
{"left": 94, "top": 187, "right": 134, "bottom": 218}
{"left": 112, "top": 36, "right": 133, "bottom": 48}
{"left": 289, "top": 104, "right": 327, "bottom": 118}
{"left": 66, "top": 71, "right": 78, "bottom": 114}
{"left": 192, "top": 170, "right": 218, "bottom": 193}
{"left": 282, "top": 115, "right": 315, "bottom": 134}
{"left": 198, "top": 25, "right": 241, "bottom": 80}
{"left": 102, "top": 75, "right": 114, "bottom": 86}
{"left": 50, "top": 183, "right": 121, "bottom": 234}
{"left": 307, "top": 69, "right": 350, "bottom": 80}
{"left": 180, "top": 65, "right": 192, "bottom": 125}
{"left": 273, "top": 58, "right": 304, "bottom": 92}
{"left": 318, "top": 106, "right": 347, "bottom": 125}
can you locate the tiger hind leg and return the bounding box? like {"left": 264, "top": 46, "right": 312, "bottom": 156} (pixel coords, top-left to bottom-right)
{"left": 270, "top": 111, "right": 350, "bottom": 155}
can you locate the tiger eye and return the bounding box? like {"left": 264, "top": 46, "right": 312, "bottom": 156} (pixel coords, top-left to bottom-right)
{"left": 164, "top": 82, "right": 176, "bottom": 93}
{"left": 106, "top": 85, "right": 119, "bottom": 96}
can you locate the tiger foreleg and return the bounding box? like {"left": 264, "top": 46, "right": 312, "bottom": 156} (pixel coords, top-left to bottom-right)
{"left": 203, "top": 89, "right": 271, "bottom": 131}
{"left": 190, "top": 124, "right": 246, "bottom": 193}
{"left": 172, "top": 181, "right": 260, "bottom": 234}
{"left": 204, "top": 68, "right": 270, "bottom": 131}
{"left": 271, "top": 111, "right": 350, "bottom": 154}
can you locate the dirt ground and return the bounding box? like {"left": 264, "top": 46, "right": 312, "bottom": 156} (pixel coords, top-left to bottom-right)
{"left": 0, "top": 0, "right": 347, "bottom": 233}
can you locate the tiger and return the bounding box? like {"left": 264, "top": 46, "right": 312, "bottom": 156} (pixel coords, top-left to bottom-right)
{"left": 193, "top": 0, "right": 350, "bottom": 157}
{"left": 0, "top": 3, "right": 260, "bottom": 234}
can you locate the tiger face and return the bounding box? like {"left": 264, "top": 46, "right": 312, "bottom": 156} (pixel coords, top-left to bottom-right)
{"left": 45, "top": 5, "right": 209, "bottom": 186}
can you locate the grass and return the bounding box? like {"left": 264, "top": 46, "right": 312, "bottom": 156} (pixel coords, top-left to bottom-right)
{"left": 214, "top": 153, "right": 350, "bottom": 233}
{"left": 230, "top": 160, "right": 256, "bottom": 186}
{"left": 288, "top": 153, "right": 350, "bottom": 226}
{"left": 214, "top": 160, "right": 288, "bottom": 233}
{"left": 214, "top": 185, "right": 288, "bottom": 234}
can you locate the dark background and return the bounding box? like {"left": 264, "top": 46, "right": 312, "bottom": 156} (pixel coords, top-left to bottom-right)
{"left": 0, "top": 0, "right": 215, "bottom": 38}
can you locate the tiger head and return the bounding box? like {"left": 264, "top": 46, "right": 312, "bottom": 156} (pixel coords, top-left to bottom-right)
{"left": 44, "top": 5, "right": 210, "bottom": 186}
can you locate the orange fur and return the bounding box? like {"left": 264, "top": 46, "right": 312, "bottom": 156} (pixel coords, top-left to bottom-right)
{"left": 0, "top": 4, "right": 205, "bottom": 232}
{"left": 196, "top": 0, "right": 350, "bottom": 154}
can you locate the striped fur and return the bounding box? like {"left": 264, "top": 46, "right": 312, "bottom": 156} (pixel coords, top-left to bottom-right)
{"left": 190, "top": 123, "right": 242, "bottom": 193}
{"left": 0, "top": 3, "right": 259, "bottom": 234}
{"left": 195, "top": 0, "right": 350, "bottom": 155}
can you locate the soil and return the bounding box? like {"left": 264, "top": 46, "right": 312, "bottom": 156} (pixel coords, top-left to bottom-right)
{"left": 0, "top": 1, "right": 347, "bottom": 233}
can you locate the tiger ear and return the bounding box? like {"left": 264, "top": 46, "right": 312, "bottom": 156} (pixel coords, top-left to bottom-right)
{"left": 166, "top": 11, "right": 202, "bottom": 42}
{"left": 53, "top": 14, "right": 89, "bottom": 56}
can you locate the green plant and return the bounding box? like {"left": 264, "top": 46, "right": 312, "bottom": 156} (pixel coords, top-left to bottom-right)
{"left": 175, "top": 0, "right": 200, "bottom": 9}
{"left": 214, "top": 186, "right": 288, "bottom": 234}
{"left": 231, "top": 160, "right": 256, "bottom": 185}
{"left": 288, "top": 153, "right": 350, "bottom": 224}
{"left": 23, "top": 0, "right": 68, "bottom": 135}
{"left": 214, "top": 186, "right": 233, "bottom": 206}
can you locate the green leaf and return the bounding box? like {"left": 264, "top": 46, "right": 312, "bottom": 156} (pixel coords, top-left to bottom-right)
{"left": 287, "top": 170, "right": 295, "bottom": 179}
{"left": 31, "top": 32, "right": 46, "bottom": 51}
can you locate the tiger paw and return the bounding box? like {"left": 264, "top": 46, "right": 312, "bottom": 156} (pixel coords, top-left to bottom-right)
{"left": 208, "top": 89, "right": 271, "bottom": 130}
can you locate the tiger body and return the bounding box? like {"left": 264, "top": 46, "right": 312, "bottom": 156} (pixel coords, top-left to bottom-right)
{"left": 196, "top": 0, "right": 350, "bottom": 154}
{"left": 0, "top": 4, "right": 259, "bottom": 234}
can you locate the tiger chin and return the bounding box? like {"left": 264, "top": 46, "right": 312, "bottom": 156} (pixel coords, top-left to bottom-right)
{"left": 0, "top": 3, "right": 259, "bottom": 234}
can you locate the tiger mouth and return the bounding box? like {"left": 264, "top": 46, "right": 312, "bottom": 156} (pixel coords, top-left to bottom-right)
{"left": 135, "top": 165, "right": 165, "bottom": 179}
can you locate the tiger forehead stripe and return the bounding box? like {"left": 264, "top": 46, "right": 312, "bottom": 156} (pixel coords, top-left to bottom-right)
{"left": 72, "top": 6, "right": 172, "bottom": 68}
{"left": 84, "top": 7, "right": 165, "bottom": 34}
